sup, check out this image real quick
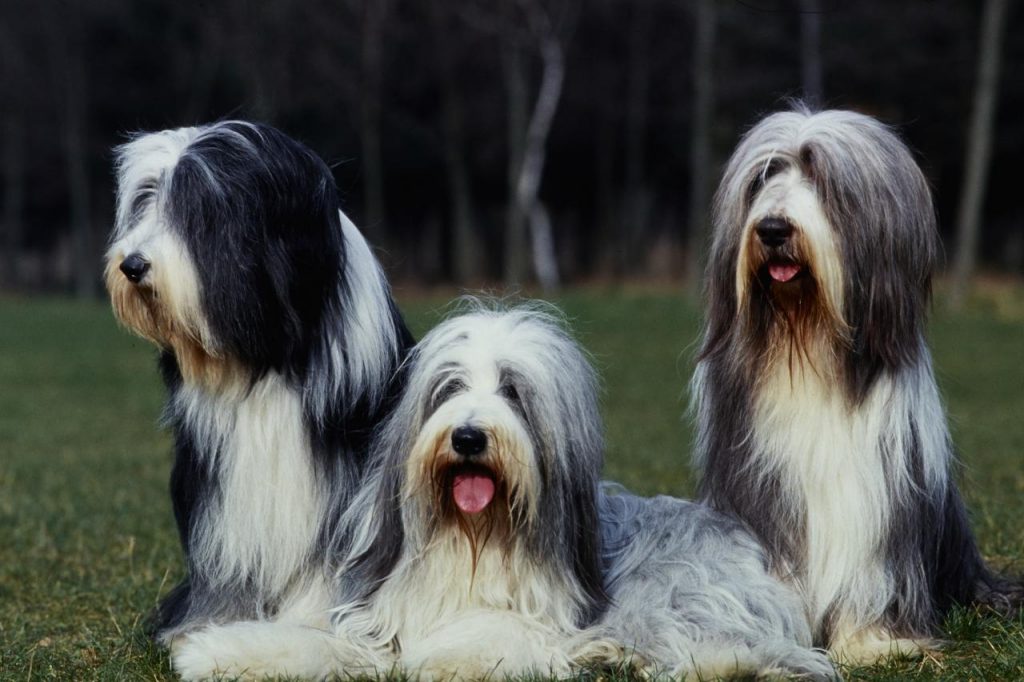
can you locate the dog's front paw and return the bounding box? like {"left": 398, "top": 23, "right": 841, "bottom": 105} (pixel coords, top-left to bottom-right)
{"left": 170, "top": 625, "right": 279, "bottom": 681}
{"left": 171, "top": 629, "right": 240, "bottom": 681}
{"left": 170, "top": 621, "right": 348, "bottom": 681}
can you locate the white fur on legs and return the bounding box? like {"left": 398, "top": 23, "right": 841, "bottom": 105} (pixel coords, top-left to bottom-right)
{"left": 828, "top": 625, "right": 935, "bottom": 666}
{"left": 400, "top": 610, "right": 579, "bottom": 681}
{"left": 171, "top": 621, "right": 384, "bottom": 681}
{"left": 272, "top": 574, "right": 335, "bottom": 630}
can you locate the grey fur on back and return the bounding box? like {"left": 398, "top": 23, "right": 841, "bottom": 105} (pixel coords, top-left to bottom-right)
{"left": 596, "top": 486, "right": 837, "bottom": 680}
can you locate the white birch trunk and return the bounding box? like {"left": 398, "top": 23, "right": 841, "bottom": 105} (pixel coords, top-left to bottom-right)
{"left": 685, "top": 0, "right": 717, "bottom": 295}
{"left": 515, "top": 2, "right": 566, "bottom": 292}
{"left": 951, "top": 0, "right": 1009, "bottom": 309}
{"left": 800, "top": 0, "right": 823, "bottom": 107}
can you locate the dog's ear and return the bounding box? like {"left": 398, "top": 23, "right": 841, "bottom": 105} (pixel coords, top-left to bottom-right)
{"left": 166, "top": 122, "right": 346, "bottom": 378}
{"left": 700, "top": 148, "right": 753, "bottom": 363}
{"left": 534, "top": 347, "right": 609, "bottom": 626}
{"left": 333, "top": 418, "right": 410, "bottom": 610}
{"left": 556, "top": 438, "right": 609, "bottom": 626}
{"left": 700, "top": 240, "right": 742, "bottom": 363}
{"left": 807, "top": 124, "right": 938, "bottom": 401}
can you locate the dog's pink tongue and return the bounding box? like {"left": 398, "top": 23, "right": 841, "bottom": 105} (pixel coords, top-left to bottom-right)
{"left": 769, "top": 263, "right": 801, "bottom": 283}
{"left": 452, "top": 472, "right": 495, "bottom": 514}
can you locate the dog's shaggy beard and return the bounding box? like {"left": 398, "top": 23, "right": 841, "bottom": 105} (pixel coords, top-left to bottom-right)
{"left": 104, "top": 254, "right": 237, "bottom": 388}
{"left": 409, "top": 424, "right": 530, "bottom": 578}
{"left": 104, "top": 121, "right": 413, "bottom": 646}
{"left": 736, "top": 231, "right": 845, "bottom": 386}
{"left": 693, "top": 106, "right": 1021, "bottom": 661}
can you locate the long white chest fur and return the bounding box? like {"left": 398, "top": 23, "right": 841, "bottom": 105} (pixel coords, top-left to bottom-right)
{"left": 339, "top": 529, "right": 585, "bottom": 678}
{"left": 176, "top": 373, "right": 325, "bottom": 600}
{"left": 752, "top": 361, "right": 910, "bottom": 633}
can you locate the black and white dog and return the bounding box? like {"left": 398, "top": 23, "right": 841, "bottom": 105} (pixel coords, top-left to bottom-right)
{"left": 692, "top": 106, "right": 1022, "bottom": 662}
{"left": 170, "top": 304, "right": 834, "bottom": 681}
{"left": 104, "top": 121, "right": 413, "bottom": 644}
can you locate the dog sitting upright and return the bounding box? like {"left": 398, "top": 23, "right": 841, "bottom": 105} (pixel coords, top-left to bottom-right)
{"left": 692, "top": 106, "right": 1022, "bottom": 663}
{"left": 104, "top": 121, "right": 413, "bottom": 644}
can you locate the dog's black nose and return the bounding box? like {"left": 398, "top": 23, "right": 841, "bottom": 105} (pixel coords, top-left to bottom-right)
{"left": 755, "top": 217, "right": 794, "bottom": 248}
{"left": 452, "top": 425, "right": 487, "bottom": 457}
{"left": 119, "top": 253, "right": 150, "bottom": 283}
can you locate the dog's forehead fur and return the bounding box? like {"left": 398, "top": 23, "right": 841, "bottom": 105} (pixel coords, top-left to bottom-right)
{"left": 412, "top": 308, "right": 589, "bottom": 395}
{"left": 718, "top": 108, "right": 937, "bottom": 248}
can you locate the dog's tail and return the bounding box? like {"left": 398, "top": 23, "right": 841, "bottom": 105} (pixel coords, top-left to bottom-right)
{"left": 932, "top": 483, "right": 1024, "bottom": 620}
{"left": 975, "top": 570, "right": 1024, "bottom": 617}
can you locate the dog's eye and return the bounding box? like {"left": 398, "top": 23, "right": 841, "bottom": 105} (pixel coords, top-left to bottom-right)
{"left": 748, "top": 158, "right": 787, "bottom": 203}
{"left": 130, "top": 181, "right": 158, "bottom": 219}
{"left": 431, "top": 378, "right": 465, "bottom": 410}
{"left": 500, "top": 383, "right": 520, "bottom": 406}
{"left": 764, "top": 158, "right": 786, "bottom": 179}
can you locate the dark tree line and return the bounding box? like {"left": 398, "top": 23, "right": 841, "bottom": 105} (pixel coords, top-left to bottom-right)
{"left": 1, "top": 0, "right": 1022, "bottom": 296}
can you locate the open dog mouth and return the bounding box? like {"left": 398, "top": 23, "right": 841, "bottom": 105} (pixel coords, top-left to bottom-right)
{"left": 450, "top": 463, "right": 497, "bottom": 515}
{"left": 764, "top": 260, "right": 805, "bottom": 284}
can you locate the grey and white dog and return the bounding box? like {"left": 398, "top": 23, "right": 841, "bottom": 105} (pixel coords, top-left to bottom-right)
{"left": 172, "top": 302, "right": 836, "bottom": 680}
{"left": 692, "top": 105, "right": 1022, "bottom": 663}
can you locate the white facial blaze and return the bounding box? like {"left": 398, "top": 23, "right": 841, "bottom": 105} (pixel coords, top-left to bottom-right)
{"left": 106, "top": 125, "right": 225, "bottom": 357}
{"left": 737, "top": 167, "right": 845, "bottom": 324}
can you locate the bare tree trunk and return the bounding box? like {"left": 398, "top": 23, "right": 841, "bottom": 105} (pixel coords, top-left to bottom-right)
{"left": 622, "top": 0, "right": 653, "bottom": 275}
{"left": 1, "top": 12, "right": 27, "bottom": 292}
{"left": 47, "top": 4, "right": 97, "bottom": 300}
{"left": 228, "top": 0, "right": 277, "bottom": 121}
{"left": 528, "top": 202, "right": 559, "bottom": 291}
{"left": 594, "top": 99, "right": 617, "bottom": 278}
{"left": 430, "top": 4, "right": 478, "bottom": 284}
{"left": 517, "top": 10, "right": 565, "bottom": 293}
{"left": 800, "top": 0, "right": 824, "bottom": 107}
{"left": 361, "top": 0, "right": 387, "bottom": 242}
{"left": 685, "top": 0, "right": 717, "bottom": 295}
{"left": 950, "top": 0, "right": 1009, "bottom": 309}
{"left": 3, "top": 112, "right": 24, "bottom": 290}
{"left": 66, "top": 56, "right": 95, "bottom": 299}
{"left": 524, "top": 36, "right": 565, "bottom": 288}
{"left": 503, "top": 42, "right": 529, "bottom": 285}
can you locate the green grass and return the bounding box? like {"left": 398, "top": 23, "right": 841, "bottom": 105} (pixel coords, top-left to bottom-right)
{"left": 1, "top": 287, "right": 1022, "bottom": 680}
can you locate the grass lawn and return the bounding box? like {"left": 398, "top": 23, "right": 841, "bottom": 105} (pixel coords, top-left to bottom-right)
{"left": 0, "top": 286, "right": 1022, "bottom": 680}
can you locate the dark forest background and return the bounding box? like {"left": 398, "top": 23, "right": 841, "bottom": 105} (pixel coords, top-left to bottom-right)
{"left": 1, "top": 0, "right": 1021, "bottom": 297}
